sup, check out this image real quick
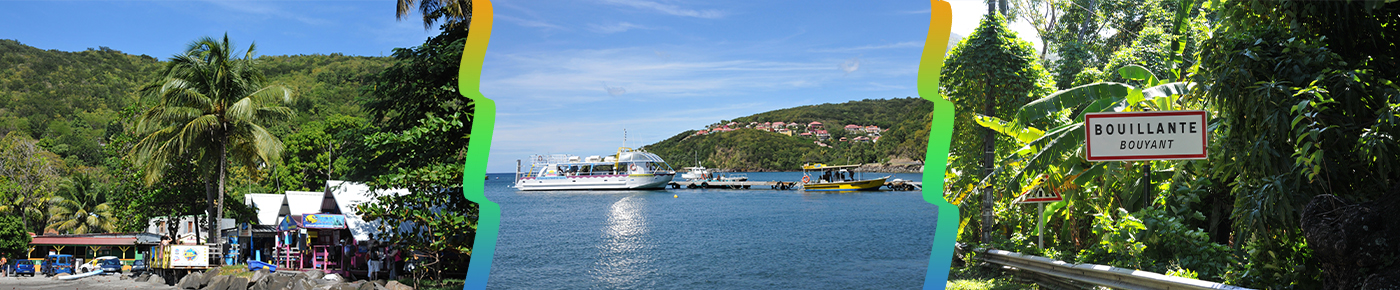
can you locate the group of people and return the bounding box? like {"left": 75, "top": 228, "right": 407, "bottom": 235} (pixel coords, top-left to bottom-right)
{"left": 819, "top": 169, "right": 854, "bottom": 182}
{"left": 361, "top": 235, "right": 409, "bottom": 281}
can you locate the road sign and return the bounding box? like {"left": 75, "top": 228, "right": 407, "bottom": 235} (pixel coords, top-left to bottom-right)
{"left": 1013, "top": 186, "right": 1063, "bottom": 204}
{"left": 1084, "top": 110, "right": 1208, "bottom": 161}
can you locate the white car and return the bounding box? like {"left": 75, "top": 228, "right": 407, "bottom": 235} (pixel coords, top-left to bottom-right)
{"left": 78, "top": 256, "right": 120, "bottom": 273}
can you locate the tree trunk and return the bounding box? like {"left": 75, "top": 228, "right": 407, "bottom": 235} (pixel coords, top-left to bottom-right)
{"left": 999, "top": 0, "right": 1009, "bottom": 19}
{"left": 206, "top": 180, "right": 215, "bottom": 244}
{"left": 194, "top": 207, "right": 202, "bottom": 244}
{"left": 981, "top": 92, "right": 997, "bottom": 243}
{"left": 214, "top": 133, "right": 227, "bottom": 252}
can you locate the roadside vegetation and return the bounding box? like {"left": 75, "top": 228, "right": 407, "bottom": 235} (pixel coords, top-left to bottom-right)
{"left": 948, "top": 0, "right": 1400, "bottom": 288}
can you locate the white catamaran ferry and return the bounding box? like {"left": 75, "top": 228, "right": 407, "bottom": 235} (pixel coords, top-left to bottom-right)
{"left": 514, "top": 147, "right": 676, "bottom": 191}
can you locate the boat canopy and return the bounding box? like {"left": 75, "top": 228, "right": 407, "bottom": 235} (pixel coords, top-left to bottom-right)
{"left": 802, "top": 163, "right": 862, "bottom": 171}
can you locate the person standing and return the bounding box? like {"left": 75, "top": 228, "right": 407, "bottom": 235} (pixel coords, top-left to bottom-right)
{"left": 387, "top": 244, "right": 401, "bottom": 280}
{"left": 367, "top": 240, "right": 382, "bottom": 280}
{"left": 2, "top": 255, "right": 9, "bottom": 277}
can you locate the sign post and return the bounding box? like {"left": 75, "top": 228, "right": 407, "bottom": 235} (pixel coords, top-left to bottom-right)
{"left": 1013, "top": 179, "right": 1063, "bottom": 249}
{"left": 1085, "top": 110, "right": 1209, "bottom": 208}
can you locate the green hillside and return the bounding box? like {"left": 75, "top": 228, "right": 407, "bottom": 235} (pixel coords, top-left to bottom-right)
{"left": 0, "top": 39, "right": 391, "bottom": 168}
{"left": 641, "top": 97, "right": 935, "bottom": 171}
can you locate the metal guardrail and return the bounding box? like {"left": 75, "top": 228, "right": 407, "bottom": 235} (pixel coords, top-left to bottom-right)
{"left": 974, "top": 247, "right": 1254, "bottom": 290}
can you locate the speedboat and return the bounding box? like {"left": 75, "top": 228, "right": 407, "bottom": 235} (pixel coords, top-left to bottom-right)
{"left": 680, "top": 166, "right": 713, "bottom": 181}
{"left": 515, "top": 147, "right": 676, "bottom": 190}
{"left": 799, "top": 163, "right": 888, "bottom": 191}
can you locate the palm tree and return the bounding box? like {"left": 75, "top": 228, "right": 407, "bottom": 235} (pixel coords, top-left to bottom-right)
{"left": 397, "top": 0, "right": 473, "bottom": 31}
{"left": 46, "top": 173, "right": 117, "bottom": 235}
{"left": 130, "top": 34, "right": 293, "bottom": 246}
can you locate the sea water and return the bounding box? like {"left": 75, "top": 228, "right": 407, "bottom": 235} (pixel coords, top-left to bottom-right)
{"left": 484, "top": 172, "right": 939, "bottom": 289}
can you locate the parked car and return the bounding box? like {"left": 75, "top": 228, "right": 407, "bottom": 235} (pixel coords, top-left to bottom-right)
{"left": 100, "top": 258, "right": 123, "bottom": 274}
{"left": 13, "top": 259, "right": 37, "bottom": 277}
{"left": 41, "top": 254, "right": 74, "bottom": 276}
{"left": 129, "top": 260, "right": 147, "bottom": 275}
{"left": 79, "top": 256, "right": 119, "bottom": 273}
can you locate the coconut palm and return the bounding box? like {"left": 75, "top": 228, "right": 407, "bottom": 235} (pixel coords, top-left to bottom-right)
{"left": 130, "top": 34, "right": 293, "bottom": 245}
{"left": 46, "top": 173, "right": 117, "bottom": 235}
{"left": 397, "top": 0, "right": 472, "bottom": 31}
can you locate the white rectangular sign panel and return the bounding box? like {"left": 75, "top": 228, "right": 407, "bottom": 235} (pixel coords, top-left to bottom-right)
{"left": 168, "top": 245, "right": 209, "bottom": 267}
{"left": 1084, "top": 111, "right": 1207, "bottom": 161}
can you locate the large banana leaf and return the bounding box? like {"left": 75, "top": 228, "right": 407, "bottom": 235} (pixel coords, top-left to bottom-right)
{"left": 1118, "top": 64, "right": 1161, "bottom": 87}
{"left": 974, "top": 115, "right": 1046, "bottom": 144}
{"left": 1015, "top": 82, "right": 1132, "bottom": 126}
{"left": 1142, "top": 82, "right": 1193, "bottom": 111}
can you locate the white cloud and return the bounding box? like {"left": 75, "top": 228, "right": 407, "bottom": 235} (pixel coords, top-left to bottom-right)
{"left": 840, "top": 57, "right": 860, "bottom": 74}
{"left": 590, "top": 22, "right": 652, "bottom": 34}
{"left": 202, "top": 0, "right": 330, "bottom": 26}
{"left": 599, "top": 0, "right": 725, "bottom": 18}
{"left": 483, "top": 48, "right": 836, "bottom": 105}
{"left": 813, "top": 41, "right": 921, "bottom": 53}
{"left": 497, "top": 14, "right": 567, "bottom": 31}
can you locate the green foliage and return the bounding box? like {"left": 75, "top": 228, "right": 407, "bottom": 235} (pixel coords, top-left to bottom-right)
{"left": 942, "top": 13, "right": 1054, "bottom": 243}
{"left": 0, "top": 132, "right": 63, "bottom": 233}
{"left": 1074, "top": 208, "right": 1232, "bottom": 280}
{"left": 0, "top": 40, "right": 161, "bottom": 158}
{"left": 1, "top": 39, "right": 388, "bottom": 227}
{"left": 45, "top": 170, "right": 117, "bottom": 234}
{"left": 271, "top": 114, "right": 367, "bottom": 192}
{"left": 729, "top": 98, "right": 931, "bottom": 133}
{"left": 129, "top": 34, "right": 295, "bottom": 244}
{"left": 0, "top": 215, "right": 31, "bottom": 259}
{"left": 347, "top": 28, "right": 476, "bottom": 277}
{"left": 645, "top": 129, "right": 821, "bottom": 170}
{"left": 643, "top": 98, "right": 933, "bottom": 170}
{"left": 1195, "top": 1, "right": 1400, "bottom": 287}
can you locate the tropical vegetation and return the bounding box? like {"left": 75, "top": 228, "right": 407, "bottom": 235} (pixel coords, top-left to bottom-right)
{"left": 949, "top": 0, "right": 1400, "bottom": 288}
{"left": 0, "top": 0, "right": 480, "bottom": 283}
{"left": 643, "top": 97, "right": 935, "bottom": 171}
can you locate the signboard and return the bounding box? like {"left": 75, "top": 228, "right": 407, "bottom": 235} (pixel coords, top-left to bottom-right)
{"left": 1084, "top": 111, "right": 1208, "bottom": 161}
{"left": 278, "top": 214, "right": 348, "bottom": 231}
{"left": 167, "top": 245, "right": 209, "bottom": 267}
{"left": 301, "top": 214, "right": 347, "bottom": 229}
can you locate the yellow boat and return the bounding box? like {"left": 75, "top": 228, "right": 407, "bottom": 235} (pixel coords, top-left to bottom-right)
{"left": 800, "top": 163, "right": 888, "bottom": 191}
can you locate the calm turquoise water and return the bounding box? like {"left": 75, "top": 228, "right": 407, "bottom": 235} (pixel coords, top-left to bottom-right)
{"left": 484, "top": 172, "right": 939, "bottom": 289}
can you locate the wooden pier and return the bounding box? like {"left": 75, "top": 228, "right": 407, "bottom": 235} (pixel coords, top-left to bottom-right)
{"left": 668, "top": 181, "right": 800, "bottom": 190}
{"left": 666, "top": 180, "right": 921, "bottom": 191}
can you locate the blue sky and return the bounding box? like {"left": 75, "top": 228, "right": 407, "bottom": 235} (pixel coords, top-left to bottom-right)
{"left": 0, "top": 0, "right": 1037, "bottom": 173}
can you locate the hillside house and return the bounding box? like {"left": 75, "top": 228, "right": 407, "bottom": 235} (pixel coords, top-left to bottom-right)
{"left": 844, "top": 124, "right": 862, "bottom": 133}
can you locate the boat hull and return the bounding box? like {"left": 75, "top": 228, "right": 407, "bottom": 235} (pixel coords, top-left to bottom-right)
{"left": 515, "top": 174, "right": 675, "bottom": 191}
{"left": 802, "top": 178, "right": 886, "bottom": 191}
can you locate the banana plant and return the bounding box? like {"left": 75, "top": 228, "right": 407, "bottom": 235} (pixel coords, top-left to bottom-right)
{"left": 973, "top": 64, "right": 1195, "bottom": 217}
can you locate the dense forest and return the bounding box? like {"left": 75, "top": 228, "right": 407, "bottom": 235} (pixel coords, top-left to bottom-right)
{"left": 944, "top": 0, "right": 1400, "bottom": 289}
{"left": 642, "top": 98, "right": 934, "bottom": 171}
{"left": 0, "top": 39, "right": 393, "bottom": 191}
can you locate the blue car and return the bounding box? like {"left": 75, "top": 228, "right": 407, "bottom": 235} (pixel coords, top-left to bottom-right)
{"left": 13, "top": 260, "right": 37, "bottom": 277}
{"left": 100, "top": 258, "right": 123, "bottom": 274}
{"left": 41, "top": 254, "right": 74, "bottom": 276}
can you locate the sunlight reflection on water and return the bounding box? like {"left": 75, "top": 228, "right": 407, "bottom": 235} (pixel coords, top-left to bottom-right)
{"left": 595, "top": 195, "right": 650, "bottom": 287}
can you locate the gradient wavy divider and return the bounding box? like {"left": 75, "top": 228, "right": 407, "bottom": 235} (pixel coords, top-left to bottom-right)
{"left": 457, "top": 0, "right": 498, "bottom": 289}
{"left": 919, "top": 1, "right": 958, "bottom": 289}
